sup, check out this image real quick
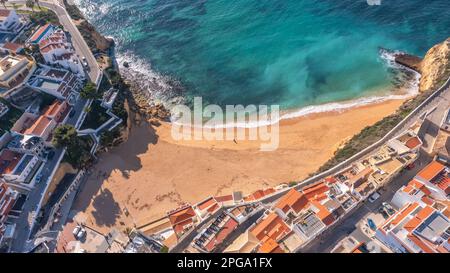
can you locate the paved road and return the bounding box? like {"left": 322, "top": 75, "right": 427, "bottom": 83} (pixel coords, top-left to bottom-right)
{"left": 11, "top": 0, "right": 101, "bottom": 83}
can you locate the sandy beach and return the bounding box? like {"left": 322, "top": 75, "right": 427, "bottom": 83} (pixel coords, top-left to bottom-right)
{"left": 72, "top": 99, "right": 405, "bottom": 233}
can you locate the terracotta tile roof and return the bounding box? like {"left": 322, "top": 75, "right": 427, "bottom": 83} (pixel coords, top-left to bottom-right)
{"left": 168, "top": 206, "right": 196, "bottom": 226}
{"left": 44, "top": 100, "right": 67, "bottom": 118}
{"left": 406, "top": 137, "right": 421, "bottom": 149}
{"left": 24, "top": 115, "right": 52, "bottom": 137}
{"left": 214, "top": 217, "right": 238, "bottom": 244}
{"left": 404, "top": 180, "right": 432, "bottom": 196}
{"left": 383, "top": 202, "right": 420, "bottom": 230}
{"left": 0, "top": 150, "right": 23, "bottom": 174}
{"left": 2, "top": 42, "right": 23, "bottom": 52}
{"left": 303, "top": 182, "right": 329, "bottom": 201}
{"left": 311, "top": 200, "right": 335, "bottom": 226}
{"left": 275, "top": 189, "right": 309, "bottom": 214}
{"left": 417, "top": 161, "right": 445, "bottom": 182}
{"left": 215, "top": 195, "right": 233, "bottom": 202}
{"left": 404, "top": 206, "right": 434, "bottom": 232}
{"left": 407, "top": 234, "right": 435, "bottom": 253}
{"left": 258, "top": 238, "right": 284, "bottom": 253}
{"left": 197, "top": 197, "right": 216, "bottom": 211}
{"left": 250, "top": 212, "right": 290, "bottom": 243}
{"left": 173, "top": 218, "right": 193, "bottom": 235}
{"left": 0, "top": 9, "right": 11, "bottom": 18}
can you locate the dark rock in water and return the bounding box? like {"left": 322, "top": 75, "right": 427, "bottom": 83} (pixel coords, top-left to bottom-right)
{"left": 395, "top": 53, "right": 422, "bottom": 73}
{"left": 123, "top": 62, "right": 130, "bottom": 68}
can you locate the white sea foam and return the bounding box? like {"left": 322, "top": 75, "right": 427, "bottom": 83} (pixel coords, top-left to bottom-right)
{"left": 74, "top": 0, "right": 420, "bottom": 129}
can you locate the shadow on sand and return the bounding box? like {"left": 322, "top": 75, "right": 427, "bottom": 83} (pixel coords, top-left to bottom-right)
{"left": 73, "top": 121, "right": 159, "bottom": 228}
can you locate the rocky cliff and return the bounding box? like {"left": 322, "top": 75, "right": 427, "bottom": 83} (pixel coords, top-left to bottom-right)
{"left": 396, "top": 38, "right": 450, "bottom": 92}
{"left": 419, "top": 38, "right": 450, "bottom": 92}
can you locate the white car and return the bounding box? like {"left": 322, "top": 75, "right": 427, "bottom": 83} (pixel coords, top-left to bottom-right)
{"left": 368, "top": 192, "right": 381, "bottom": 203}
{"left": 77, "top": 228, "right": 87, "bottom": 240}
{"left": 72, "top": 226, "right": 81, "bottom": 237}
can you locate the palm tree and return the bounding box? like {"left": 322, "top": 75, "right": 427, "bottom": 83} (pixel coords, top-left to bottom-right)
{"left": 25, "top": 0, "right": 34, "bottom": 11}
{"left": 0, "top": 0, "right": 8, "bottom": 9}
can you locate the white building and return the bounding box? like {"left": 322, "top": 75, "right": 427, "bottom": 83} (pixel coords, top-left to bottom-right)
{"left": 39, "top": 29, "right": 85, "bottom": 77}
{"left": 27, "top": 66, "right": 83, "bottom": 105}
{"left": 376, "top": 202, "right": 449, "bottom": 253}
{"left": 0, "top": 9, "right": 21, "bottom": 33}
{"left": 0, "top": 149, "right": 41, "bottom": 185}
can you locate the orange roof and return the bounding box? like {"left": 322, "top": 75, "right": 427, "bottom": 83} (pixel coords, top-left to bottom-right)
{"left": 206, "top": 203, "right": 220, "bottom": 214}
{"left": 311, "top": 200, "right": 335, "bottom": 226}
{"left": 404, "top": 206, "right": 434, "bottom": 232}
{"left": 44, "top": 100, "right": 66, "bottom": 118}
{"left": 173, "top": 218, "right": 193, "bottom": 235}
{"left": 250, "top": 212, "right": 290, "bottom": 243}
{"left": 384, "top": 202, "right": 420, "bottom": 229}
{"left": 258, "top": 238, "right": 284, "bottom": 253}
{"left": 197, "top": 197, "right": 217, "bottom": 211}
{"left": 407, "top": 234, "right": 435, "bottom": 253}
{"left": 24, "top": 115, "right": 53, "bottom": 136}
{"left": 0, "top": 150, "right": 23, "bottom": 174}
{"left": 275, "top": 189, "right": 309, "bottom": 214}
{"left": 168, "top": 206, "right": 196, "bottom": 226}
{"left": 303, "top": 182, "right": 329, "bottom": 201}
{"left": 215, "top": 195, "right": 233, "bottom": 202}
{"left": 2, "top": 42, "right": 23, "bottom": 52}
{"left": 417, "top": 161, "right": 445, "bottom": 182}
{"left": 406, "top": 137, "right": 421, "bottom": 149}
{"left": 404, "top": 180, "right": 432, "bottom": 196}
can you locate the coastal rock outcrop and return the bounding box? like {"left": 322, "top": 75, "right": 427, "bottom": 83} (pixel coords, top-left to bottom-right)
{"left": 395, "top": 38, "right": 450, "bottom": 92}
{"left": 419, "top": 38, "right": 450, "bottom": 92}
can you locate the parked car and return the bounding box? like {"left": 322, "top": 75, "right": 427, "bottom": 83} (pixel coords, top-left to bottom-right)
{"left": 77, "top": 228, "right": 87, "bottom": 240}
{"left": 72, "top": 226, "right": 81, "bottom": 237}
{"left": 382, "top": 202, "right": 395, "bottom": 215}
{"left": 35, "top": 173, "right": 43, "bottom": 184}
{"left": 378, "top": 207, "right": 390, "bottom": 219}
{"left": 82, "top": 57, "right": 88, "bottom": 67}
{"left": 368, "top": 192, "right": 381, "bottom": 203}
{"left": 367, "top": 218, "right": 377, "bottom": 231}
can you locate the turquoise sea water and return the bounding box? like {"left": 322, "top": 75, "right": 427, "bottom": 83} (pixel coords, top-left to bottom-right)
{"left": 74, "top": 0, "right": 450, "bottom": 110}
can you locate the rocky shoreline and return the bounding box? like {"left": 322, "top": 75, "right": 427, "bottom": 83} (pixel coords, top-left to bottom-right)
{"left": 63, "top": 1, "right": 171, "bottom": 128}
{"left": 395, "top": 38, "right": 450, "bottom": 92}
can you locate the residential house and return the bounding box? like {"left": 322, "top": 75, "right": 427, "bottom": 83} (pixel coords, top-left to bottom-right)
{"left": 27, "top": 24, "right": 56, "bottom": 45}
{"left": 194, "top": 197, "right": 221, "bottom": 221}
{"left": 193, "top": 211, "right": 239, "bottom": 252}
{"left": 0, "top": 54, "right": 35, "bottom": 89}
{"left": 0, "top": 9, "right": 21, "bottom": 33}
{"left": 376, "top": 202, "right": 449, "bottom": 253}
{"left": 28, "top": 66, "right": 82, "bottom": 104}
{"left": 249, "top": 212, "right": 290, "bottom": 253}
{"left": 415, "top": 161, "right": 450, "bottom": 200}
{"left": 167, "top": 205, "right": 198, "bottom": 237}
{"left": 38, "top": 29, "right": 85, "bottom": 77}
{"left": 0, "top": 149, "right": 41, "bottom": 186}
